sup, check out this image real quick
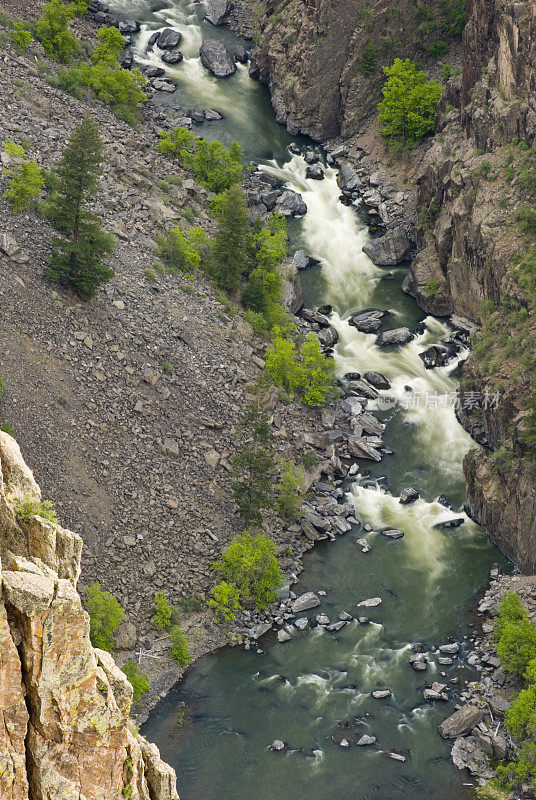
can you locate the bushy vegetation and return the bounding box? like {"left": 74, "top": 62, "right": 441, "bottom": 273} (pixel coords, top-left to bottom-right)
{"left": 55, "top": 27, "right": 147, "bottom": 124}
{"left": 208, "top": 581, "right": 242, "bottom": 624}
{"left": 84, "top": 582, "right": 124, "bottom": 651}
{"left": 493, "top": 592, "right": 536, "bottom": 793}
{"left": 10, "top": 22, "right": 33, "bottom": 54}
{"left": 266, "top": 327, "right": 336, "bottom": 406}
{"left": 16, "top": 494, "right": 57, "bottom": 523}
{"left": 157, "top": 127, "right": 243, "bottom": 193}
{"left": 378, "top": 58, "right": 443, "bottom": 146}
{"left": 2, "top": 139, "right": 44, "bottom": 213}
{"left": 149, "top": 591, "right": 190, "bottom": 664}
{"left": 170, "top": 625, "right": 191, "bottom": 664}
{"left": 35, "top": 0, "right": 80, "bottom": 63}
{"left": 151, "top": 590, "right": 174, "bottom": 630}
{"left": 45, "top": 115, "right": 115, "bottom": 299}
{"left": 276, "top": 459, "right": 306, "bottom": 520}
{"left": 121, "top": 660, "right": 151, "bottom": 703}
{"left": 209, "top": 184, "right": 250, "bottom": 291}
{"left": 156, "top": 225, "right": 207, "bottom": 276}
{"left": 212, "top": 531, "right": 283, "bottom": 611}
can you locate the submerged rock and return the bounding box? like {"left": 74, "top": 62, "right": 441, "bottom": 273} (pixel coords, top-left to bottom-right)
{"left": 380, "top": 528, "right": 404, "bottom": 539}
{"left": 200, "top": 40, "right": 237, "bottom": 77}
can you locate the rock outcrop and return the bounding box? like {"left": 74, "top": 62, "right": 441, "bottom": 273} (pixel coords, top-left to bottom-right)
{"left": 0, "top": 431, "right": 179, "bottom": 800}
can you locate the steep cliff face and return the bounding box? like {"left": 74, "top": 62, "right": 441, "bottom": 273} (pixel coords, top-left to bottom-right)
{"left": 0, "top": 432, "right": 178, "bottom": 800}
{"left": 403, "top": 0, "right": 536, "bottom": 572}
{"left": 248, "top": 0, "right": 463, "bottom": 140}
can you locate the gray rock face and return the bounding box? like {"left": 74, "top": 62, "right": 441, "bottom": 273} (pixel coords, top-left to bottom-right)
{"left": 249, "top": 621, "right": 272, "bottom": 639}
{"left": 376, "top": 327, "right": 414, "bottom": 347}
{"left": 347, "top": 436, "right": 382, "bottom": 462}
{"left": 348, "top": 310, "right": 388, "bottom": 333}
{"left": 348, "top": 379, "right": 378, "bottom": 400}
{"left": 199, "top": 40, "right": 237, "bottom": 78}
{"left": 362, "top": 229, "right": 412, "bottom": 266}
{"left": 276, "top": 190, "right": 307, "bottom": 217}
{"left": 292, "top": 592, "right": 321, "bottom": 613}
{"left": 156, "top": 28, "right": 182, "bottom": 50}
{"left": 438, "top": 704, "right": 484, "bottom": 739}
{"left": 294, "top": 617, "right": 310, "bottom": 630}
{"left": 338, "top": 163, "right": 360, "bottom": 192}
{"left": 205, "top": 0, "right": 233, "bottom": 25}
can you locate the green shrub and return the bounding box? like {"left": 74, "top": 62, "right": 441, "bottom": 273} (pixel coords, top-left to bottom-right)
{"left": 35, "top": 0, "right": 79, "bottom": 63}
{"left": 519, "top": 168, "right": 536, "bottom": 198}
{"left": 151, "top": 590, "right": 173, "bottom": 631}
{"left": 428, "top": 40, "right": 448, "bottom": 58}
{"left": 378, "top": 58, "right": 444, "bottom": 145}
{"left": 505, "top": 683, "right": 536, "bottom": 737}
{"left": 265, "top": 328, "right": 336, "bottom": 407}
{"left": 496, "top": 617, "right": 536, "bottom": 677}
{"left": 208, "top": 581, "right": 242, "bottom": 623}
{"left": 494, "top": 591, "right": 526, "bottom": 641}
{"left": 2, "top": 140, "right": 44, "bottom": 213}
{"left": 16, "top": 494, "right": 57, "bottom": 523}
{"left": 121, "top": 660, "right": 150, "bottom": 703}
{"left": 156, "top": 225, "right": 207, "bottom": 276}
{"left": 84, "top": 582, "right": 124, "bottom": 651}
{"left": 10, "top": 22, "right": 33, "bottom": 54}
{"left": 497, "top": 741, "right": 536, "bottom": 792}
{"left": 169, "top": 624, "right": 191, "bottom": 664}
{"left": 213, "top": 532, "right": 284, "bottom": 609}
{"left": 157, "top": 127, "right": 243, "bottom": 193}
{"left": 277, "top": 459, "right": 306, "bottom": 521}
{"left": 516, "top": 205, "right": 536, "bottom": 233}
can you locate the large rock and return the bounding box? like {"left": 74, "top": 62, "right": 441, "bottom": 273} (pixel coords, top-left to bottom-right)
{"left": 292, "top": 592, "right": 321, "bottom": 613}
{"left": 376, "top": 327, "right": 414, "bottom": 347}
{"left": 348, "top": 310, "right": 389, "bottom": 333}
{"left": 199, "top": 40, "right": 237, "bottom": 77}
{"left": 276, "top": 190, "right": 307, "bottom": 217}
{"left": 362, "top": 229, "right": 412, "bottom": 266}
{"left": 451, "top": 736, "right": 495, "bottom": 779}
{"left": 205, "top": 0, "right": 233, "bottom": 25}
{"left": 438, "top": 704, "right": 484, "bottom": 739}
{"left": 364, "top": 371, "right": 391, "bottom": 390}
{"left": 156, "top": 28, "right": 182, "bottom": 49}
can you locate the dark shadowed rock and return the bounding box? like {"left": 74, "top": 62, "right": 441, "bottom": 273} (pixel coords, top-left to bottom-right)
{"left": 146, "top": 65, "right": 165, "bottom": 77}
{"left": 276, "top": 190, "right": 307, "bottom": 217}
{"left": 364, "top": 371, "right": 391, "bottom": 390}
{"left": 349, "top": 310, "right": 389, "bottom": 333}
{"left": 200, "top": 40, "right": 237, "bottom": 77}
{"left": 204, "top": 108, "right": 223, "bottom": 121}
{"left": 161, "top": 51, "right": 183, "bottom": 64}
{"left": 234, "top": 44, "right": 249, "bottom": 63}
{"left": 156, "top": 28, "right": 182, "bottom": 49}
{"left": 147, "top": 30, "right": 160, "bottom": 48}
{"left": 399, "top": 487, "right": 419, "bottom": 504}
{"left": 363, "top": 229, "right": 412, "bottom": 266}
{"left": 306, "top": 164, "right": 324, "bottom": 180}
{"left": 205, "top": 0, "right": 233, "bottom": 25}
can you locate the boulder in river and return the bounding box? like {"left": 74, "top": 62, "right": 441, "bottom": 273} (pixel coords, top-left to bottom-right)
{"left": 364, "top": 371, "right": 391, "bottom": 390}
{"left": 204, "top": 108, "right": 223, "bottom": 121}
{"left": 399, "top": 487, "right": 419, "bottom": 504}
{"left": 357, "top": 735, "right": 377, "bottom": 746}
{"left": 362, "top": 229, "right": 412, "bottom": 266}
{"left": 292, "top": 592, "right": 321, "bottom": 613}
{"left": 270, "top": 739, "right": 286, "bottom": 751}
{"left": 152, "top": 79, "right": 177, "bottom": 92}
{"left": 348, "top": 379, "right": 378, "bottom": 399}
{"left": 317, "top": 326, "right": 338, "bottom": 349}
{"left": 156, "top": 28, "right": 182, "bottom": 49}
{"left": 277, "top": 629, "right": 291, "bottom": 643}
{"left": 338, "top": 163, "right": 360, "bottom": 192}
{"left": 376, "top": 327, "right": 414, "bottom": 347}
{"left": 372, "top": 689, "right": 392, "bottom": 699}
{"left": 419, "top": 344, "right": 451, "bottom": 369}
{"left": 438, "top": 704, "right": 484, "bottom": 739}
{"left": 294, "top": 617, "right": 310, "bottom": 630}
{"left": 234, "top": 44, "right": 249, "bottom": 63}
{"left": 434, "top": 518, "right": 465, "bottom": 530}
{"left": 347, "top": 436, "right": 382, "bottom": 462}
{"left": 146, "top": 65, "right": 165, "bottom": 78}
{"left": 439, "top": 642, "right": 460, "bottom": 654}
{"left": 200, "top": 39, "right": 237, "bottom": 77}
{"left": 380, "top": 528, "right": 404, "bottom": 539}
{"left": 205, "top": 0, "right": 233, "bottom": 25}
{"left": 348, "top": 310, "right": 389, "bottom": 333}
{"left": 276, "top": 190, "right": 307, "bottom": 217}
{"left": 306, "top": 164, "right": 324, "bottom": 180}
{"left": 161, "top": 51, "right": 183, "bottom": 64}
{"left": 357, "top": 597, "right": 382, "bottom": 608}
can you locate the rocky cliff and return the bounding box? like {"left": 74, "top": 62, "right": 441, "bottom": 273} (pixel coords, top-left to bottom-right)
{"left": 0, "top": 430, "right": 179, "bottom": 800}
{"left": 245, "top": 0, "right": 463, "bottom": 140}
{"left": 402, "top": 0, "right": 536, "bottom": 573}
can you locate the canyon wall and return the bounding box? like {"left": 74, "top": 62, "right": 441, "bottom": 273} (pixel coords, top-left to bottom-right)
{"left": 0, "top": 431, "right": 179, "bottom": 800}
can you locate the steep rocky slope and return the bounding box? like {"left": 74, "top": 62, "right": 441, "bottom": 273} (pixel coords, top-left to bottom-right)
{"left": 0, "top": 431, "right": 178, "bottom": 800}
{"left": 242, "top": 0, "right": 463, "bottom": 140}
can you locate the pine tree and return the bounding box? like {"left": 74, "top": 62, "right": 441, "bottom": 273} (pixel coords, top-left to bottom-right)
{"left": 210, "top": 184, "right": 250, "bottom": 292}
{"left": 45, "top": 115, "right": 114, "bottom": 300}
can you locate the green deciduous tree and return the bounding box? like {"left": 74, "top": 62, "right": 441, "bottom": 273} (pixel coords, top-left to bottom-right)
{"left": 208, "top": 581, "right": 242, "bottom": 623}
{"left": 265, "top": 328, "right": 336, "bottom": 406}
{"left": 213, "top": 531, "right": 283, "bottom": 609}
{"left": 84, "top": 582, "right": 124, "bottom": 651}
{"left": 505, "top": 684, "right": 536, "bottom": 737}
{"left": 157, "top": 127, "right": 243, "bottom": 193}
{"left": 121, "top": 660, "right": 151, "bottom": 703}
{"left": 170, "top": 624, "right": 191, "bottom": 664}
{"left": 378, "top": 58, "right": 443, "bottom": 145}
{"left": 10, "top": 22, "right": 33, "bottom": 54}
{"left": 3, "top": 154, "right": 44, "bottom": 213}
{"left": 495, "top": 591, "right": 527, "bottom": 642}
{"left": 496, "top": 616, "right": 536, "bottom": 677}
{"left": 151, "top": 590, "right": 173, "bottom": 631}
{"left": 242, "top": 213, "right": 287, "bottom": 330}
{"left": 45, "top": 115, "right": 115, "bottom": 299}
{"left": 35, "top": 0, "right": 79, "bottom": 62}
{"left": 210, "top": 184, "right": 251, "bottom": 291}
{"left": 156, "top": 225, "right": 208, "bottom": 275}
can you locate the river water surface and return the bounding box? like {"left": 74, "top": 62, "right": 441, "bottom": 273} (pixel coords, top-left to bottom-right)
{"left": 106, "top": 2, "right": 507, "bottom": 797}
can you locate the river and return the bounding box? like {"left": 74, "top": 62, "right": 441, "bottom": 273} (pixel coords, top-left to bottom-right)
{"left": 105, "top": 1, "right": 507, "bottom": 797}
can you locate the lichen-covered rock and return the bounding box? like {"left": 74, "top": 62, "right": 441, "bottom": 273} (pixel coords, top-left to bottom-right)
{"left": 0, "top": 433, "right": 179, "bottom": 800}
